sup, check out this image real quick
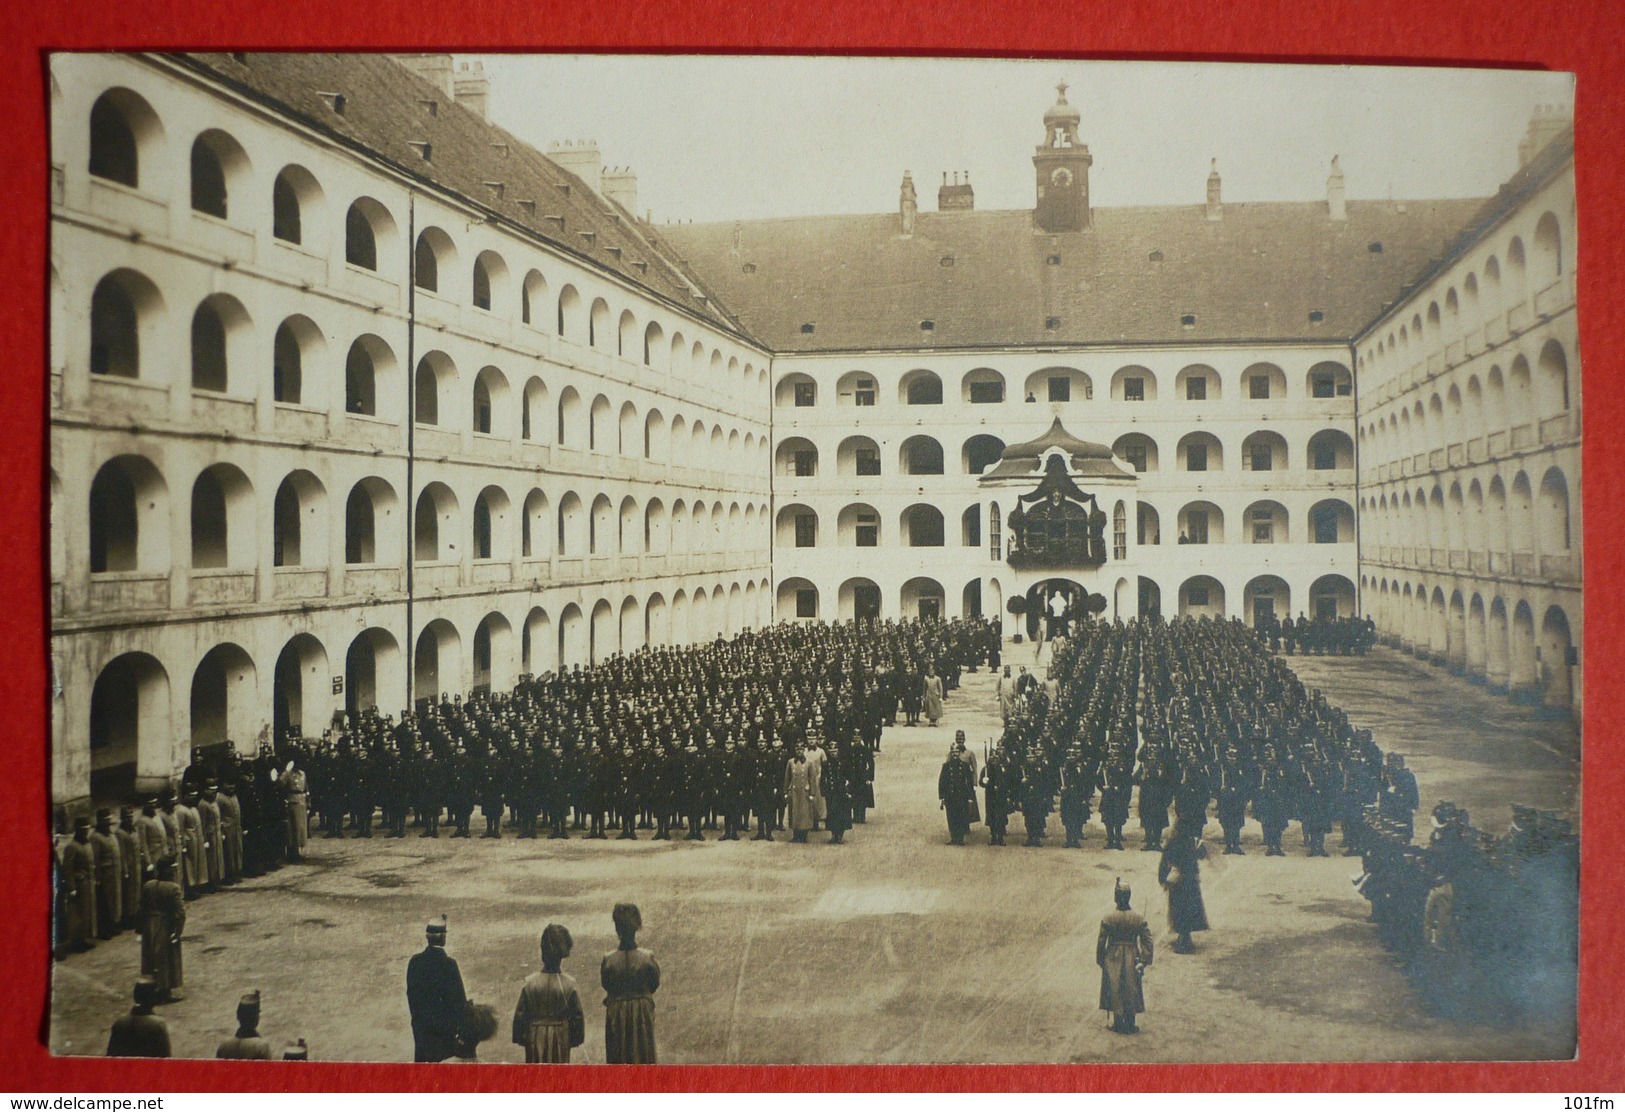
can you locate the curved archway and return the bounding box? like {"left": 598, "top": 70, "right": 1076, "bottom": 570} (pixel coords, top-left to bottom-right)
{"left": 89, "top": 652, "right": 171, "bottom": 797}
{"left": 189, "top": 643, "right": 257, "bottom": 752}
{"left": 273, "top": 633, "right": 328, "bottom": 740}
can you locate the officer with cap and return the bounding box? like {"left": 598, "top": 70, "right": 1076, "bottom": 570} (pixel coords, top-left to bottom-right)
{"left": 106, "top": 976, "right": 171, "bottom": 1058}
{"left": 1096, "top": 878, "right": 1153, "bottom": 1034}
{"left": 406, "top": 914, "right": 469, "bottom": 1063}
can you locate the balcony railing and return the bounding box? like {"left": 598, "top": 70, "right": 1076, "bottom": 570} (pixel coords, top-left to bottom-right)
{"left": 471, "top": 560, "right": 513, "bottom": 585}
{"left": 273, "top": 568, "right": 329, "bottom": 599}
{"left": 414, "top": 562, "right": 462, "bottom": 590}
{"left": 1487, "top": 430, "right": 1508, "bottom": 456}
{"left": 1507, "top": 303, "right": 1533, "bottom": 334}
{"left": 1447, "top": 443, "right": 1465, "bottom": 467}
{"left": 1539, "top": 413, "right": 1574, "bottom": 442}
{"left": 1510, "top": 424, "right": 1535, "bottom": 450}
{"left": 190, "top": 569, "right": 256, "bottom": 606}
{"left": 1541, "top": 554, "right": 1578, "bottom": 582}
{"left": 344, "top": 566, "right": 403, "bottom": 596}
{"left": 1512, "top": 553, "right": 1536, "bottom": 577}
{"left": 87, "top": 572, "right": 171, "bottom": 612}
{"left": 1467, "top": 437, "right": 1486, "bottom": 464}
{"left": 1534, "top": 279, "right": 1569, "bottom": 319}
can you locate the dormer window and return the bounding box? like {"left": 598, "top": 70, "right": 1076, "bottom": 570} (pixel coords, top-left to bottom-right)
{"left": 920, "top": 320, "right": 935, "bottom": 331}
{"left": 1046, "top": 255, "right": 1062, "bottom": 266}
{"left": 800, "top": 322, "right": 815, "bottom": 334}
{"left": 1180, "top": 313, "right": 1197, "bottom": 328}
{"left": 1149, "top": 250, "right": 1165, "bottom": 262}
{"left": 1309, "top": 309, "right": 1325, "bottom": 323}
{"left": 940, "top": 256, "right": 955, "bottom": 267}
{"left": 1045, "top": 316, "right": 1061, "bottom": 330}
{"left": 1368, "top": 241, "right": 1384, "bottom": 253}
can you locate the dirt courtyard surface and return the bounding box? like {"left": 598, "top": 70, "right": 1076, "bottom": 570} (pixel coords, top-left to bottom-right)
{"left": 49, "top": 644, "right": 1579, "bottom": 1064}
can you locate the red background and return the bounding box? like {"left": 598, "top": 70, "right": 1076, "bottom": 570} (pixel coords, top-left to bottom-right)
{"left": 7, "top": 0, "right": 1621, "bottom": 1091}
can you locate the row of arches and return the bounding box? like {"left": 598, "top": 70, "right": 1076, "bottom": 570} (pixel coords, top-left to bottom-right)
{"left": 80, "top": 581, "right": 773, "bottom": 796}
{"left": 774, "top": 361, "right": 1353, "bottom": 408}
{"left": 1365, "top": 576, "right": 1576, "bottom": 712}
{"left": 1359, "top": 338, "right": 1574, "bottom": 466}
{"left": 83, "top": 86, "right": 765, "bottom": 396}
{"left": 1360, "top": 465, "right": 1573, "bottom": 562}
{"left": 86, "top": 269, "right": 766, "bottom": 472}
{"left": 81, "top": 455, "right": 768, "bottom": 576}
{"left": 1360, "top": 208, "right": 1571, "bottom": 382}
{"left": 774, "top": 429, "right": 1355, "bottom": 479}
{"left": 771, "top": 498, "right": 1355, "bottom": 550}
{"left": 773, "top": 573, "right": 1359, "bottom": 626}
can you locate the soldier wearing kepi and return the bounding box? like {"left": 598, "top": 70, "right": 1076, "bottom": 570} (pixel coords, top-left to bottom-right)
{"left": 90, "top": 808, "right": 122, "bottom": 940}
{"left": 106, "top": 977, "right": 170, "bottom": 1058}
{"left": 1096, "top": 878, "right": 1154, "bottom": 1034}
{"left": 406, "top": 915, "right": 469, "bottom": 1063}
{"left": 937, "top": 734, "right": 978, "bottom": 846}
{"left": 981, "top": 745, "right": 1011, "bottom": 846}
{"left": 215, "top": 990, "right": 274, "bottom": 1059}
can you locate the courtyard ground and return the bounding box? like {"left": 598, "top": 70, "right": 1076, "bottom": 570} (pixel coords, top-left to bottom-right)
{"left": 48, "top": 645, "right": 1580, "bottom": 1064}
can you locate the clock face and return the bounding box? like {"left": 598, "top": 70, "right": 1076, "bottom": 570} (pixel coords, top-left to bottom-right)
{"left": 1051, "top": 167, "right": 1074, "bottom": 188}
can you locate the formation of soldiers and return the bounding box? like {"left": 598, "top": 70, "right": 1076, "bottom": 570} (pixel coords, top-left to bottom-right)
{"left": 1254, "top": 611, "right": 1378, "bottom": 657}
{"left": 983, "top": 615, "right": 1413, "bottom": 855}
{"left": 56, "top": 617, "right": 1005, "bottom": 962}
{"left": 1355, "top": 800, "right": 1578, "bottom": 1019}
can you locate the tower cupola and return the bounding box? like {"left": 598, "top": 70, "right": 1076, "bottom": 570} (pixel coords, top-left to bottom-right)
{"left": 1033, "top": 82, "right": 1093, "bottom": 233}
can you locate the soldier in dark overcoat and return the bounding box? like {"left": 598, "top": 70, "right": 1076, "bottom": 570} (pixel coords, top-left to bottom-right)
{"left": 406, "top": 916, "right": 469, "bottom": 1063}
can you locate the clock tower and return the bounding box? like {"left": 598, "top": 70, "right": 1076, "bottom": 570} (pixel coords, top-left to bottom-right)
{"left": 1033, "top": 82, "right": 1093, "bottom": 233}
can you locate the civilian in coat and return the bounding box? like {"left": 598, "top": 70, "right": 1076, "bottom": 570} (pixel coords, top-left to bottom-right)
{"left": 802, "top": 737, "right": 827, "bottom": 827}
{"left": 512, "top": 924, "right": 585, "bottom": 1063}
{"left": 138, "top": 860, "right": 186, "bottom": 1001}
{"left": 406, "top": 916, "right": 469, "bottom": 1062}
{"left": 1158, "top": 827, "right": 1210, "bottom": 954}
{"left": 60, "top": 815, "right": 96, "bottom": 951}
{"left": 114, "top": 807, "right": 143, "bottom": 930}
{"left": 1096, "top": 879, "right": 1154, "bottom": 1034}
{"left": 784, "top": 746, "right": 816, "bottom": 843}
{"left": 89, "top": 809, "right": 122, "bottom": 939}
{"left": 106, "top": 977, "right": 170, "bottom": 1058}
{"left": 601, "top": 903, "right": 659, "bottom": 1064}
{"left": 922, "top": 669, "right": 945, "bottom": 727}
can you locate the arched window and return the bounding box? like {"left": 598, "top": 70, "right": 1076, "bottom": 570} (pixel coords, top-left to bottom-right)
{"left": 191, "top": 465, "right": 252, "bottom": 569}
{"left": 88, "top": 91, "right": 142, "bottom": 187}
{"left": 191, "top": 300, "right": 229, "bottom": 392}
{"left": 272, "top": 318, "right": 311, "bottom": 404}
{"left": 272, "top": 471, "right": 325, "bottom": 568}
{"left": 1113, "top": 501, "right": 1127, "bottom": 560}
{"left": 189, "top": 132, "right": 241, "bottom": 219}
{"left": 414, "top": 232, "right": 439, "bottom": 292}
{"left": 345, "top": 480, "right": 393, "bottom": 564}
{"left": 272, "top": 171, "right": 302, "bottom": 243}
{"left": 472, "top": 257, "right": 492, "bottom": 310}
{"left": 90, "top": 457, "right": 169, "bottom": 573}
{"left": 473, "top": 497, "right": 493, "bottom": 559}
{"left": 345, "top": 338, "right": 382, "bottom": 417}
{"left": 90, "top": 273, "right": 141, "bottom": 378}
{"left": 344, "top": 200, "right": 384, "bottom": 270}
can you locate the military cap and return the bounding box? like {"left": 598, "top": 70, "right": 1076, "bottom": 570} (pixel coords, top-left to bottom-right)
{"left": 425, "top": 914, "right": 448, "bottom": 937}
{"left": 73, "top": 813, "right": 91, "bottom": 830}
{"left": 239, "top": 990, "right": 262, "bottom": 1009}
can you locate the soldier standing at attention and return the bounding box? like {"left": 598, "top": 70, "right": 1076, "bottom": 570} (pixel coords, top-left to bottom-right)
{"left": 89, "top": 808, "right": 122, "bottom": 940}
{"left": 138, "top": 860, "right": 186, "bottom": 1002}
{"left": 61, "top": 814, "right": 97, "bottom": 951}
{"left": 1158, "top": 825, "right": 1210, "bottom": 954}
{"left": 601, "top": 903, "right": 660, "bottom": 1064}
{"left": 406, "top": 915, "right": 469, "bottom": 1063}
{"left": 114, "top": 806, "right": 143, "bottom": 930}
{"left": 937, "top": 739, "right": 977, "bottom": 846}
{"left": 1096, "top": 879, "right": 1154, "bottom": 1034}
{"left": 215, "top": 990, "right": 275, "bottom": 1059}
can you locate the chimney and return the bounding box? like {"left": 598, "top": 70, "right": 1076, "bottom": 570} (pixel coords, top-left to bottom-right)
{"left": 1327, "top": 155, "right": 1347, "bottom": 222}
{"left": 899, "top": 171, "right": 918, "bottom": 236}
{"left": 1205, "top": 158, "right": 1222, "bottom": 222}
{"left": 391, "top": 53, "right": 455, "bottom": 98}
{"left": 453, "top": 61, "right": 491, "bottom": 121}
{"left": 1518, "top": 104, "right": 1573, "bottom": 166}
{"left": 602, "top": 166, "right": 638, "bottom": 214}
{"left": 547, "top": 140, "right": 603, "bottom": 195}
{"left": 938, "top": 170, "right": 974, "bottom": 212}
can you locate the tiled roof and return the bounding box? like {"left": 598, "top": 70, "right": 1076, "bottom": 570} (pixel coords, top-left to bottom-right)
{"left": 661, "top": 196, "right": 1489, "bottom": 352}
{"left": 172, "top": 53, "right": 742, "bottom": 334}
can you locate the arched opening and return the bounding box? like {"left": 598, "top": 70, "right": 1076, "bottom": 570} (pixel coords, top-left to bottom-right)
{"left": 472, "top": 485, "right": 511, "bottom": 561}
{"left": 523, "top": 607, "right": 554, "bottom": 675}
{"left": 414, "top": 482, "right": 459, "bottom": 563}
{"left": 619, "top": 402, "right": 640, "bottom": 457}
{"left": 1175, "top": 364, "right": 1219, "bottom": 402}
{"left": 190, "top": 463, "right": 253, "bottom": 569}
{"left": 1178, "top": 575, "right": 1224, "bottom": 619}
{"left": 344, "top": 628, "right": 401, "bottom": 718}
{"left": 590, "top": 494, "right": 615, "bottom": 555}
{"left": 1244, "top": 575, "right": 1291, "bottom": 627}
{"left": 189, "top": 643, "right": 256, "bottom": 754}
{"left": 344, "top": 477, "right": 397, "bottom": 565}
{"left": 900, "top": 369, "right": 944, "bottom": 405}
{"left": 521, "top": 270, "right": 547, "bottom": 328}
{"left": 619, "top": 496, "right": 641, "bottom": 556}
{"left": 1311, "top": 574, "right": 1357, "bottom": 621}
{"left": 272, "top": 315, "right": 322, "bottom": 405}
{"left": 90, "top": 652, "right": 170, "bottom": 798}
{"left": 1537, "top": 339, "right": 1570, "bottom": 417}
{"left": 1243, "top": 500, "right": 1288, "bottom": 545}
{"left": 1177, "top": 501, "right": 1223, "bottom": 545}
{"left": 1138, "top": 576, "right": 1162, "bottom": 619}
{"left": 589, "top": 394, "right": 613, "bottom": 453}
{"left": 838, "top": 577, "right": 882, "bottom": 621}
{"left": 900, "top": 435, "right": 945, "bottom": 475}
{"left": 90, "top": 455, "right": 168, "bottom": 573}
{"left": 472, "top": 250, "right": 508, "bottom": 312}
{"left": 902, "top": 503, "right": 946, "bottom": 547}
{"left": 522, "top": 377, "right": 550, "bottom": 443}
{"left": 643, "top": 498, "right": 668, "bottom": 555}
{"left": 618, "top": 310, "right": 637, "bottom": 358}
{"left": 961, "top": 505, "right": 982, "bottom": 547}
{"left": 776, "top": 578, "right": 818, "bottom": 620}
{"left": 1488, "top": 598, "right": 1511, "bottom": 691}
{"left": 344, "top": 197, "right": 394, "bottom": 271}
{"left": 963, "top": 434, "right": 1006, "bottom": 475}
{"left": 413, "top": 619, "right": 462, "bottom": 705}
{"left": 557, "top": 387, "right": 584, "bottom": 449}
{"left": 1026, "top": 367, "right": 1092, "bottom": 404}
{"left": 1538, "top": 468, "right": 1572, "bottom": 552}
{"left": 1111, "top": 365, "right": 1157, "bottom": 402}
{"left": 837, "top": 435, "right": 882, "bottom": 477}
{"left": 1308, "top": 361, "right": 1352, "bottom": 399}
{"left": 1112, "top": 433, "right": 1157, "bottom": 474}
{"left": 473, "top": 612, "right": 513, "bottom": 694}
{"left": 1533, "top": 211, "right": 1563, "bottom": 289}
{"left": 901, "top": 576, "right": 946, "bottom": 621}
{"left": 1510, "top": 600, "right": 1538, "bottom": 700}
{"left": 414, "top": 351, "right": 455, "bottom": 427}
{"left": 775, "top": 436, "right": 818, "bottom": 478}
{"left": 90, "top": 269, "right": 162, "bottom": 380}
{"left": 557, "top": 491, "right": 585, "bottom": 557}
{"left": 472, "top": 366, "right": 510, "bottom": 436}
{"left": 89, "top": 88, "right": 160, "bottom": 188}
{"left": 1137, "top": 502, "right": 1161, "bottom": 546}
{"left": 1177, "top": 431, "right": 1222, "bottom": 472}
{"left": 414, "top": 226, "right": 457, "bottom": 294}
{"left": 190, "top": 294, "right": 249, "bottom": 393}
{"left": 273, "top": 633, "right": 328, "bottom": 741}
{"left": 1241, "top": 430, "right": 1287, "bottom": 472}
{"left": 1539, "top": 606, "right": 1575, "bottom": 712}
{"left": 962, "top": 368, "right": 1006, "bottom": 404}
{"left": 271, "top": 164, "right": 321, "bottom": 245}
{"left": 521, "top": 489, "right": 550, "bottom": 559}
{"left": 1309, "top": 499, "right": 1354, "bottom": 544}
{"left": 775, "top": 372, "right": 818, "bottom": 408}
{"left": 1242, "top": 362, "right": 1287, "bottom": 401}
{"left": 1307, "top": 429, "right": 1354, "bottom": 471}
{"left": 189, "top": 130, "right": 249, "bottom": 219}
{"left": 619, "top": 595, "right": 644, "bottom": 653}
{"left": 345, "top": 335, "right": 396, "bottom": 419}
{"left": 273, "top": 470, "right": 326, "bottom": 568}
{"left": 1510, "top": 472, "right": 1535, "bottom": 555}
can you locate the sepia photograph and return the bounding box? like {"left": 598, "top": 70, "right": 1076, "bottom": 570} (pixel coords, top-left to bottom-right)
{"left": 45, "top": 52, "right": 1580, "bottom": 1066}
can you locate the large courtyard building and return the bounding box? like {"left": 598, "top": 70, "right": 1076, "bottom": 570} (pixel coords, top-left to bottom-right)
{"left": 48, "top": 54, "right": 1581, "bottom": 810}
